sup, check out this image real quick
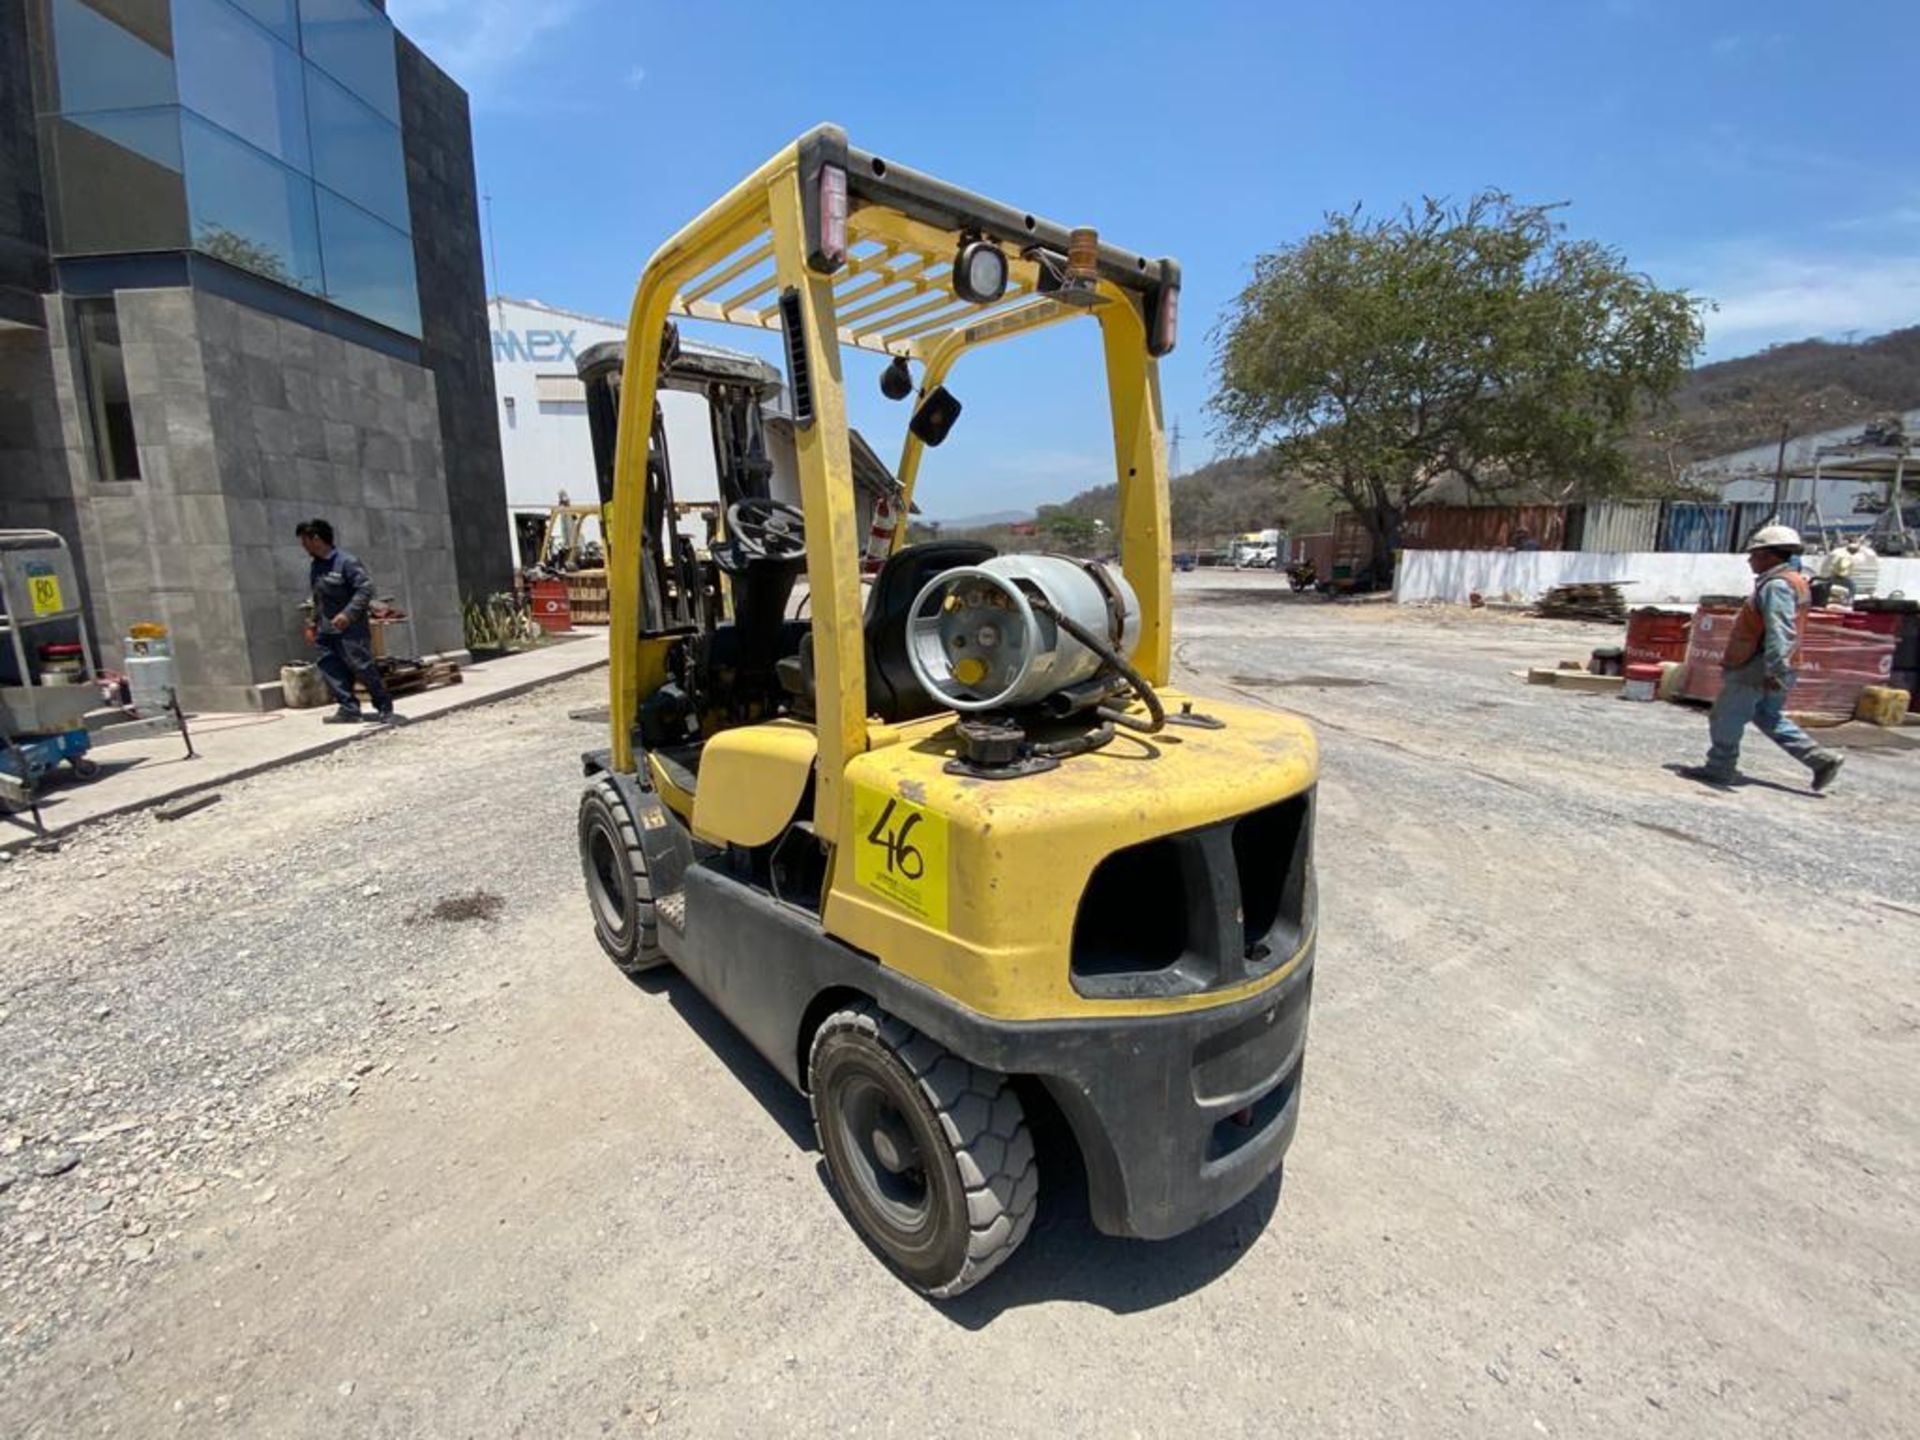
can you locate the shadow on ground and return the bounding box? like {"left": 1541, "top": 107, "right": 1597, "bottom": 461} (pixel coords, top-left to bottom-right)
{"left": 1660, "top": 761, "right": 1817, "bottom": 798}
{"left": 930, "top": 1166, "right": 1281, "bottom": 1328}
{"left": 1190, "top": 588, "right": 1320, "bottom": 608}
{"left": 1, "top": 755, "right": 151, "bottom": 840}
{"left": 630, "top": 967, "right": 1279, "bottom": 1318}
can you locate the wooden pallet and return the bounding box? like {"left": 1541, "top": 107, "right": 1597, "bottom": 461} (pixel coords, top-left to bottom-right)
{"left": 566, "top": 575, "right": 611, "bottom": 627}
{"left": 355, "top": 658, "right": 461, "bottom": 701}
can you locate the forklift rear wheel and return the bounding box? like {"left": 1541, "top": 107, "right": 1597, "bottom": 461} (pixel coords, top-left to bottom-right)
{"left": 578, "top": 776, "right": 667, "bottom": 974}
{"left": 69, "top": 756, "right": 100, "bottom": 780}
{"left": 808, "top": 1004, "right": 1037, "bottom": 1297}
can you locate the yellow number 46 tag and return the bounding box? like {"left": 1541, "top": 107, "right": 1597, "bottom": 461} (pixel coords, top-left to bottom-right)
{"left": 27, "top": 567, "right": 64, "bottom": 616}
{"left": 852, "top": 784, "right": 949, "bottom": 929}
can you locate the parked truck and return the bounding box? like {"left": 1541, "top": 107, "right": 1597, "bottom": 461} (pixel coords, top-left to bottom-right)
{"left": 1229, "top": 528, "right": 1285, "bottom": 569}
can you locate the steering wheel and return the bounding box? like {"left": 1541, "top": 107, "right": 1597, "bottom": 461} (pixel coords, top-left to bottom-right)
{"left": 726, "top": 498, "right": 807, "bottom": 563}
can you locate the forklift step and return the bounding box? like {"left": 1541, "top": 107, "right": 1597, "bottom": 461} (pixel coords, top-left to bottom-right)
{"left": 656, "top": 890, "right": 688, "bottom": 934}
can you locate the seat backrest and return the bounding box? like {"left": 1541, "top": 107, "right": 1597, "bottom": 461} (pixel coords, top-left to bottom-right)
{"left": 864, "top": 540, "right": 996, "bottom": 723}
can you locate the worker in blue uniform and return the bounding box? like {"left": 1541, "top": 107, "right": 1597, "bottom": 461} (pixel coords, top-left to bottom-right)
{"left": 296, "top": 519, "right": 398, "bottom": 725}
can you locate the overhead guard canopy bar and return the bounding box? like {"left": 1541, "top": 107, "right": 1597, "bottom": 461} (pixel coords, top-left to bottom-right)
{"left": 659, "top": 125, "right": 1178, "bottom": 361}
{"left": 815, "top": 127, "right": 1180, "bottom": 299}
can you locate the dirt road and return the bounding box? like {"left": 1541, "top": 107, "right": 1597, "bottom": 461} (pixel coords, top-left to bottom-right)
{"left": 3, "top": 577, "right": 1916, "bottom": 1437}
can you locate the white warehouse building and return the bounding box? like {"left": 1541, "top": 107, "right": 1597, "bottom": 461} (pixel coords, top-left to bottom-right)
{"left": 488, "top": 295, "right": 905, "bottom": 572}
{"left": 489, "top": 296, "right": 728, "bottom": 562}
{"left": 1684, "top": 405, "right": 1920, "bottom": 530}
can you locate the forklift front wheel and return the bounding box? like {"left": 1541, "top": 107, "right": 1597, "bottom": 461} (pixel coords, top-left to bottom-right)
{"left": 578, "top": 776, "right": 667, "bottom": 974}
{"left": 808, "top": 1004, "right": 1037, "bottom": 1297}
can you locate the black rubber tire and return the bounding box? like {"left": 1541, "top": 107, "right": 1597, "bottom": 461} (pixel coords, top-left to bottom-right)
{"left": 577, "top": 775, "right": 667, "bottom": 974}
{"left": 69, "top": 756, "right": 100, "bottom": 780}
{"left": 808, "top": 1004, "right": 1037, "bottom": 1297}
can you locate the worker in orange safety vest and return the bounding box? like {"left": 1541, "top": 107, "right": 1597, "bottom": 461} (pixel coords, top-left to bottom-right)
{"left": 1684, "top": 524, "right": 1843, "bottom": 792}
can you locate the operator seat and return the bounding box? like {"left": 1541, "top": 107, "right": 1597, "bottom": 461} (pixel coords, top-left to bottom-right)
{"left": 777, "top": 540, "right": 996, "bottom": 724}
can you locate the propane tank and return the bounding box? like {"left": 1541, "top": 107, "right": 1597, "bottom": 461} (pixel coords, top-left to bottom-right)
{"left": 907, "top": 555, "right": 1140, "bottom": 712}
{"left": 124, "top": 624, "right": 176, "bottom": 716}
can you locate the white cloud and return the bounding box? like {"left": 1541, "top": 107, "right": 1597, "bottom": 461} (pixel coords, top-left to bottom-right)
{"left": 1687, "top": 249, "right": 1920, "bottom": 356}
{"left": 385, "top": 0, "right": 588, "bottom": 98}
{"left": 624, "top": 64, "right": 647, "bottom": 89}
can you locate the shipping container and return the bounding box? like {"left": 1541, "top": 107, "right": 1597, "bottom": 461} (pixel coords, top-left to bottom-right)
{"left": 1566, "top": 499, "right": 1661, "bottom": 553}
{"left": 1290, "top": 532, "right": 1335, "bottom": 575}
{"left": 1397, "top": 503, "right": 1568, "bottom": 551}
{"left": 1728, "top": 501, "right": 1814, "bottom": 552}
{"left": 1332, "top": 512, "right": 1371, "bottom": 576}
{"left": 1659, "top": 502, "right": 1734, "bottom": 554}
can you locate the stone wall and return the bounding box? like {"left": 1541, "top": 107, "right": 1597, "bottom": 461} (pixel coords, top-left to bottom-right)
{"left": 0, "top": 326, "right": 88, "bottom": 595}
{"left": 37, "top": 287, "right": 463, "bottom": 711}
{"left": 397, "top": 36, "right": 511, "bottom": 604}
{"left": 0, "top": 0, "right": 49, "bottom": 329}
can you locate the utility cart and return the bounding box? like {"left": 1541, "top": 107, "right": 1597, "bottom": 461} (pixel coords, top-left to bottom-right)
{"left": 1, "top": 530, "right": 103, "bottom": 815}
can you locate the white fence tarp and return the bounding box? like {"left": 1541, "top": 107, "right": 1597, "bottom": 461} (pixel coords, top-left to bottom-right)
{"left": 1394, "top": 550, "right": 1920, "bottom": 607}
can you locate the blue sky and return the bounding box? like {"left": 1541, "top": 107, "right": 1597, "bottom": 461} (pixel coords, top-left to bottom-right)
{"left": 389, "top": 0, "right": 1920, "bottom": 517}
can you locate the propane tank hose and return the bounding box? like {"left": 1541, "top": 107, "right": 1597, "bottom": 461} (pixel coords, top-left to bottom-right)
{"left": 1028, "top": 594, "right": 1166, "bottom": 735}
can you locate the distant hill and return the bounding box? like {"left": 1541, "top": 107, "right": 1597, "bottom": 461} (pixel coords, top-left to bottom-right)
{"left": 1046, "top": 453, "right": 1338, "bottom": 545}
{"left": 1632, "top": 325, "right": 1920, "bottom": 483}
{"left": 1026, "top": 326, "right": 1920, "bottom": 544}
{"left": 931, "top": 509, "right": 1032, "bottom": 529}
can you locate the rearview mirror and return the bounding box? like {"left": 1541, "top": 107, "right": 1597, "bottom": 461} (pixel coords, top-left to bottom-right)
{"left": 909, "top": 386, "right": 962, "bottom": 447}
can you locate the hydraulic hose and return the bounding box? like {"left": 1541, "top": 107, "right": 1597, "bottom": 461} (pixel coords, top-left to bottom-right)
{"left": 1029, "top": 721, "right": 1116, "bottom": 759}
{"left": 1030, "top": 594, "right": 1166, "bottom": 735}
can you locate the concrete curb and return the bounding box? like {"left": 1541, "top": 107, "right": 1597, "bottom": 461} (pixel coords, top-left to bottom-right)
{"left": 2, "top": 654, "right": 608, "bottom": 854}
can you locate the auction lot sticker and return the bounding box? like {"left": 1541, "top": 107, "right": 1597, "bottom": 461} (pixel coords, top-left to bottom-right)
{"left": 26, "top": 563, "right": 63, "bottom": 616}
{"left": 852, "top": 783, "right": 949, "bottom": 928}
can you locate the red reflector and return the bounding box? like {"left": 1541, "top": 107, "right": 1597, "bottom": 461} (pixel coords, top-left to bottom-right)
{"left": 818, "top": 165, "right": 848, "bottom": 268}
{"left": 1152, "top": 283, "right": 1180, "bottom": 356}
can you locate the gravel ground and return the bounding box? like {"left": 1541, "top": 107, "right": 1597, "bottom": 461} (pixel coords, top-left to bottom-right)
{"left": 1175, "top": 574, "right": 1920, "bottom": 910}
{"left": 1, "top": 579, "right": 1915, "bottom": 1438}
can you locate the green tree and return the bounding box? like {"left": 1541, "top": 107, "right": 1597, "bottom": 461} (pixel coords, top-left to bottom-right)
{"left": 1210, "top": 192, "right": 1707, "bottom": 570}
{"left": 1035, "top": 504, "right": 1101, "bottom": 553}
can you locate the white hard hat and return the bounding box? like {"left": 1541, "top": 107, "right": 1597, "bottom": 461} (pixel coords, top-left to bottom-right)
{"left": 1746, "top": 523, "right": 1803, "bottom": 552}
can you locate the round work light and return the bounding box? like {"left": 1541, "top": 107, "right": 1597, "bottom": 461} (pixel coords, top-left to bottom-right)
{"left": 952, "top": 240, "right": 1009, "bottom": 305}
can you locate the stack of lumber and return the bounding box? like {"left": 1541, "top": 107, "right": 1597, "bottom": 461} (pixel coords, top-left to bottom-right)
{"left": 1535, "top": 582, "right": 1627, "bottom": 623}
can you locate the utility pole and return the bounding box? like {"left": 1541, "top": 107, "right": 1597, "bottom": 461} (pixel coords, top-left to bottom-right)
{"left": 1168, "top": 417, "right": 1184, "bottom": 480}
{"left": 1770, "top": 418, "right": 1791, "bottom": 520}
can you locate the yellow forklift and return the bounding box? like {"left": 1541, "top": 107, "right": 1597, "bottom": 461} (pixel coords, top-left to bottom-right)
{"left": 578, "top": 126, "right": 1318, "bottom": 1295}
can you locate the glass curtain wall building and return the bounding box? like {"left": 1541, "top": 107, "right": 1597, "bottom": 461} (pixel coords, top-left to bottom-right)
{"left": 33, "top": 0, "right": 420, "bottom": 335}
{"left": 0, "top": 0, "right": 509, "bottom": 710}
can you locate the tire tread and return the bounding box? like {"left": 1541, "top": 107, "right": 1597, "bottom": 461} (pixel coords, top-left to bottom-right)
{"left": 808, "top": 1003, "right": 1036, "bottom": 1297}
{"left": 580, "top": 775, "right": 667, "bottom": 973}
